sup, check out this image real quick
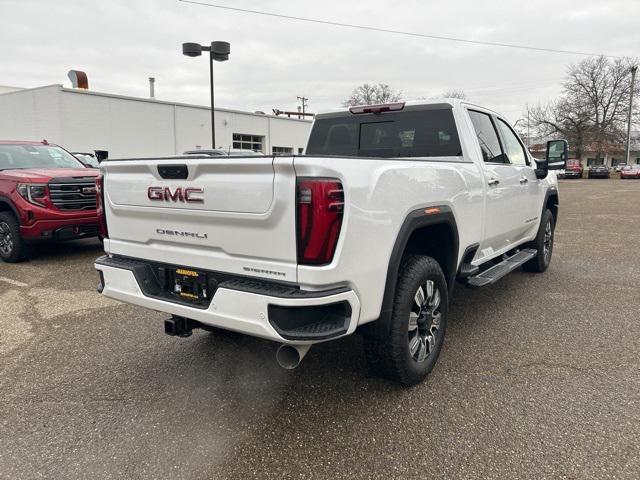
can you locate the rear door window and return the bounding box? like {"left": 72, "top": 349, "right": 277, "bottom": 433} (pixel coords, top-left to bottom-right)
{"left": 306, "top": 109, "right": 462, "bottom": 158}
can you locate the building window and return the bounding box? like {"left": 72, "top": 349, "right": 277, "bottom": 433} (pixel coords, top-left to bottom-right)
{"left": 636, "top": 157, "right": 640, "bottom": 165}
{"left": 587, "top": 158, "right": 604, "bottom": 166}
{"left": 232, "top": 134, "right": 264, "bottom": 152}
{"left": 272, "top": 146, "right": 293, "bottom": 155}
{"left": 298, "top": 148, "right": 304, "bottom": 155}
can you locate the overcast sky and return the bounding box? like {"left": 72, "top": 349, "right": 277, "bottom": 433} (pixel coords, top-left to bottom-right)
{"left": 1, "top": 0, "right": 638, "bottom": 123}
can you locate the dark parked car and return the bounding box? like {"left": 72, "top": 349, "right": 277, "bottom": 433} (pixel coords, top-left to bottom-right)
{"left": 588, "top": 165, "right": 610, "bottom": 179}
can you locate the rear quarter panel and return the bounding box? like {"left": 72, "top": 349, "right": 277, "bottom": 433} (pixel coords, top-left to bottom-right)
{"left": 294, "top": 156, "right": 484, "bottom": 324}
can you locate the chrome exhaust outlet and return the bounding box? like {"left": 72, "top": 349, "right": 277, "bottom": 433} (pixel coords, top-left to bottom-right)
{"left": 276, "top": 344, "right": 311, "bottom": 370}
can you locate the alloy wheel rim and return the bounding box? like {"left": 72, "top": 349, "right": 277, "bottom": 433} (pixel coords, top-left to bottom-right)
{"left": 543, "top": 220, "right": 552, "bottom": 263}
{"left": 408, "top": 280, "right": 441, "bottom": 363}
{"left": 0, "top": 221, "right": 13, "bottom": 255}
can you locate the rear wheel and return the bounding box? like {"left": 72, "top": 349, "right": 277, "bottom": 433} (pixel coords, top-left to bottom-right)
{"left": 0, "top": 212, "right": 27, "bottom": 263}
{"left": 364, "top": 255, "right": 448, "bottom": 386}
{"left": 523, "top": 209, "right": 554, "bottom": 273}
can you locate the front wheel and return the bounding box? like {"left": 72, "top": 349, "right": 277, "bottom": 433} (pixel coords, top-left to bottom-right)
{"left": 523, "top": 209, "right": 555, "bottom": 273}
{"left": 0, "top": 212, "right": 28, "bottom": 263}
{"left": 364, "top": 255, "right": 448, "bottom": 386}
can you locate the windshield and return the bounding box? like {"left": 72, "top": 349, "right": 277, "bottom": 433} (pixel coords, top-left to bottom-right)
{"left": 306, "top": 109, "right": 462, "bottom": 158}
{"left": 0, "top": 144, "right": 84, "bottom": 170}
{"left": 74, "top": 154, "right": 100, "bottom": 168}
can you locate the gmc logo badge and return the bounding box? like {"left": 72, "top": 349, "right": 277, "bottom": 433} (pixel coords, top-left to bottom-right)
{"left": 82, "top": 186, "right": 97, "bottom": 195}
{"left": 148, "top": 186, "right": 204, "bottom": 203}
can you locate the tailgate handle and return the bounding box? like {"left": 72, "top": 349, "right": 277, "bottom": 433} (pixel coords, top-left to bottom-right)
{"left": 158, "top": 164, "right": 188, "bottom": 179}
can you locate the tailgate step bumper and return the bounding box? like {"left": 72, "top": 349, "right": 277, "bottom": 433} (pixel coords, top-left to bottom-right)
{"left": 268, "top": 303, "right": 352, "bottom": 341}
{"left": 467, "top": 249, "right": 537, "bottom": 288}
{"left": 95, "top": 255, "right": 360, "bottom": 343}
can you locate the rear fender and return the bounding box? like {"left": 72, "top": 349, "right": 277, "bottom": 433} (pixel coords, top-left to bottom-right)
{"left": 369, "top": 205, "right": 459, "bottom": 338}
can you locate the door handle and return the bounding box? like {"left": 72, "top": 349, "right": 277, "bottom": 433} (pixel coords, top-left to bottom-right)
{"left": 519, "top": 176, "right": 529, "bottom": 184}
{"left": 488, "top": 178, "right": 500, "bottom": 186}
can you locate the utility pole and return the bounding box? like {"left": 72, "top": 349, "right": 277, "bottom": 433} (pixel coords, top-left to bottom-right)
{"left": 297, "top": 96, "right": 308, "bottom": 118}
{"left": 625, "top": 65, "right": 637, "bottom": 165}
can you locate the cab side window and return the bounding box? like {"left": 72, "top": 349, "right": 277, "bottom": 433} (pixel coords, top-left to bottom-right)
{"left": 496, "top": 119, "right": 528, "bottom": 166}
{"left": 468, "top": 110, "right": 505, "bottom": 163}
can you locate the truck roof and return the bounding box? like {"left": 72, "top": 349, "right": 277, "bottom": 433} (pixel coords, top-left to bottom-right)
{"left": 316, "top": 98, "right": 501, "bottom": 118}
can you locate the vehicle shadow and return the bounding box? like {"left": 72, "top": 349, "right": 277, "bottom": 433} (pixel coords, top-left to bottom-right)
{"left": 25, "top": 238, "right": 104, "bottom": 262}
{"left": 106, "top": 281, "right": 520, "bottom": 476}
{"left": 150, "top": 275, "right": 519, "bottom": 398}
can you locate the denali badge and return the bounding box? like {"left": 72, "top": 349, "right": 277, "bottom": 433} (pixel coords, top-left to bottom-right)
{"left": 148, "top": 186, "right": 204, "bottom": 203}
{"left": 156, "top": 228, "right": 208, "bottom": 239}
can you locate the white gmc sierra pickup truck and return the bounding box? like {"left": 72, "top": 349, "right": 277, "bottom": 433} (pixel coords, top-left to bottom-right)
{"left": 95, "top": 99, "right": 566, "bottom": 386}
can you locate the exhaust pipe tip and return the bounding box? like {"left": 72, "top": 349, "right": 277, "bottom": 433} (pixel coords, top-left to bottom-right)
{"left": 276, "top": 344, "right": 311, "bottom": 370}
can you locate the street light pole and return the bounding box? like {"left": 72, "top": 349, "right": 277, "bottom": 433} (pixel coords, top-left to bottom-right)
{"left": 625, "top": 65, "right": 637, "bottom": 166}
{"left": 182, "top": 41, "right": 231, "bottom": 150}
{"left": 209, "top": 48, "right": 215, "bottom": 148}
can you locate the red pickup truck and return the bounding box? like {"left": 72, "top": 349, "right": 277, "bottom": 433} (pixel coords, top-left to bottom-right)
{"left": 0, "top": 140, "right": 99, "bottom": 262}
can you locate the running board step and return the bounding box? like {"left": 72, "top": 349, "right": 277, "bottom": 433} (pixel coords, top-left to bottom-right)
{"left": 467, "top": 249, "right": 537, "bottom": 288}
{"left": 458, "top": 263, "right": 480, "bottom": 278}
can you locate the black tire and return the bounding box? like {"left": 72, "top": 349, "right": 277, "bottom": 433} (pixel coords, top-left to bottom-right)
{"left": 0, "top": 211, "right": 28, "bottom": 263}
{"left": 523, "top": 209, "right": 555, "bottom": 273}
{"left": 364, "top": 255, "right": 448, "bottom": 386}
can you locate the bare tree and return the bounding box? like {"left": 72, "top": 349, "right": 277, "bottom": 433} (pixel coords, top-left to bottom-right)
{"left": 343, "top": 83, "right": 402, "bottom": 106}
{"left": 530, "top": 99, "right": 594, "bottom": 158}
{"left": 440, "top": 89, "right": 468, "bottom": 100}
{"left": 531, "top": 55, "right": 639, "bottom": 159}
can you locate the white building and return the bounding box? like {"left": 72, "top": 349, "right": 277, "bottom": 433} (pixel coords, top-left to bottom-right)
{"left": 0, "top": 84, "right": 312, "bottom": 158}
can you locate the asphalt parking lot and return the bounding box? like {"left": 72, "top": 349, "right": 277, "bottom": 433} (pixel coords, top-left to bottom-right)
{"left": 1, "top": 179, "right": 639, "bottom": 479}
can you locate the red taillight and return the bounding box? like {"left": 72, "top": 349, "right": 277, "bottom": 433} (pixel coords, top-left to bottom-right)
{"left": 95, "top": 174, "right": 108, "bottom": 238}
{"left": 297, "top": 178, "right": 344, "bottom": 265}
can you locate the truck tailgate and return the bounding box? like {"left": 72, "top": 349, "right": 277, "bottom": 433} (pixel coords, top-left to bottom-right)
{"left": 102, "top": 156, "right": 298, "bottom": 282}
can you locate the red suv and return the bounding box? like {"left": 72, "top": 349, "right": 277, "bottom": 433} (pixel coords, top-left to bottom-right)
{"left": 0, "top": 140, "right": 99, "bottom": 262}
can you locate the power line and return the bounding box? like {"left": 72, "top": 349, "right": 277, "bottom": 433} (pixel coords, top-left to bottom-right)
{"left": 178, "top": 0, "right": 625, "bottom": 59}
{"left": 463, "top": 77, "right": 565, "bottom": 93}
